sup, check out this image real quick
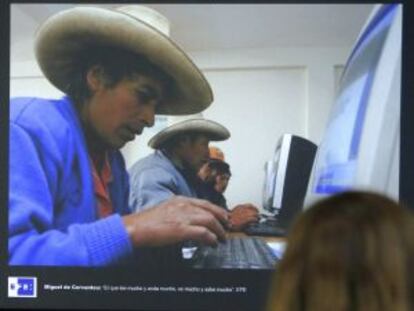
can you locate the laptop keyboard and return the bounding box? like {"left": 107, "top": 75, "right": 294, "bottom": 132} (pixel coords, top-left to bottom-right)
{"left": 244, "top": 222, "right": 286, "bottom": 237}
{"left": 190, "top": 237, "right": 278, "bottom": 269}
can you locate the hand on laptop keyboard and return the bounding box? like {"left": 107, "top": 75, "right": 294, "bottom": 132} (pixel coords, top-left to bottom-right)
{"left": 123, "top": 196, "right": 229, "bottom": 248}
{"left": 228, "top": 204, "right": 260, "bottom": 231}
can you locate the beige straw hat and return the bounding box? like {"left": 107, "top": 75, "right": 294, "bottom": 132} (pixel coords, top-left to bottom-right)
{"left": 35, "top": 5, "right": 213, "bottom": 115}
{"left": 148, "top": 114, "right": 230, "bottom": 149}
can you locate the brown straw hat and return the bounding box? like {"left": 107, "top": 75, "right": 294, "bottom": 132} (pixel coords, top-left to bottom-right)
{"left": 35, "top": 5, "right": 213, "bottom": 115}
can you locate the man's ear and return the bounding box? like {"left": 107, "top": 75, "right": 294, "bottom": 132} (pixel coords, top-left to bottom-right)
{"left": 86, "top": 66, "right": 105, "bottom": 92}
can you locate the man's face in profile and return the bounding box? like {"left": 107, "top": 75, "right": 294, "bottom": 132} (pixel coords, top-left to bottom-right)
{"left": 85, "top": 70, "right": 163, "bottom": 149}
{"left": 214, "top": 173, "right": 230, "bottom": 193}
{"left": 198, "top": 162, "right": 218, "bottom": 184}
{"left": 180, "top": 135, "right": 210, "bottom": 172}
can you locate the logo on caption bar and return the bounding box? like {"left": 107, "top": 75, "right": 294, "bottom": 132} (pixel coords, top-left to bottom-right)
{"left": 8, "top": 277, "right": 37, "bottom": 298}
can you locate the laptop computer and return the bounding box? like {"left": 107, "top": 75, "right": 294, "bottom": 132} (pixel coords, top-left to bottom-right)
{"left": 187, "top": 236, "right": 279, "bottom": 269}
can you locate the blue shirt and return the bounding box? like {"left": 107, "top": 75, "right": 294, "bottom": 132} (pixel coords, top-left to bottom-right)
{"left": 9, "top": 96, "right": 133, "bottom": 266}
{"left": 129, "top": 150, "right": 198, "bottom": 212}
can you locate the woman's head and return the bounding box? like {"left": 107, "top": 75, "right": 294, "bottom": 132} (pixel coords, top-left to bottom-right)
{"left": 267, "top": 191, "right": 414, "bottom": 311}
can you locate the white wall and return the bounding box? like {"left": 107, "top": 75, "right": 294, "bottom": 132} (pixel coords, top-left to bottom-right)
{"left": 10, "top": 60, "right": 63, "bottom": 98}
{"left": 10, "top": 45, "right": 350, "bottom": 210}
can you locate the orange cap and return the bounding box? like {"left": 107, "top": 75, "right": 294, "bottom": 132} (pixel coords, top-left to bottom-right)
{"left": 209, "top": 146, "right": 225, "bottom": 161}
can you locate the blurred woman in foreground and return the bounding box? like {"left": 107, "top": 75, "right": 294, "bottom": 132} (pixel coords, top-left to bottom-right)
{"left": 267, "top": 191, "right": 414, "bottom": 311}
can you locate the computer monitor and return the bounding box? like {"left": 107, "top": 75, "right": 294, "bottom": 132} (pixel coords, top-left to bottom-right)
{"left": 262, "top": 133, "right": 317, "bottom": 227}
{"left": 304, "top": 4, "right": 401, "bottom": 206}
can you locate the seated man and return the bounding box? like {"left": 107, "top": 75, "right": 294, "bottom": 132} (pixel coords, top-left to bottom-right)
{"left": 129, "top": 116, "right": 231, "bottom": 212}
{"left": 197, "top": 159, "right": 230, "bottom": 208}
{"left": 197, "top": 147, "right": 260, "bottom": 231}
{"left": 9, "top": 5, "right": 228, "bottom": 266}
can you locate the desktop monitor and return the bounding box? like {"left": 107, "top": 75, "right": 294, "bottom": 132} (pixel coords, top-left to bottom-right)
{"left": 304, "top": 4, "right": 402, "bottom": 206}
{"left": 262, "top": 133, "right": 317, "bottom": 228}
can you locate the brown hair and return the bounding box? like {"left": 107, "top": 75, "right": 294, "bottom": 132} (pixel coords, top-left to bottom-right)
{"left": 65, "top": 45, "right": 174, "bottom": 106}
{"left": 267, "top": 191, "right": 414, "bottom": 311}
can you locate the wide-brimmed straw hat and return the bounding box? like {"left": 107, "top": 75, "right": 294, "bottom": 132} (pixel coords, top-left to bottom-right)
{"left": 35, "top": 5, "right": 213, "bottom": 115}
{"left": 148, "top": 114, "right": 230, "bottom": 149}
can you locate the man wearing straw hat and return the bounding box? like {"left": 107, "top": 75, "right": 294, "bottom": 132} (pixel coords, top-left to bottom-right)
{"left": 129, "top": 115, "right": 230, "bottom": 213}
{"left": 129, "top": 116, "right": 258, "bottom": 231}
{"left": 9, "top": 5, "right": 228, "bottom": 266}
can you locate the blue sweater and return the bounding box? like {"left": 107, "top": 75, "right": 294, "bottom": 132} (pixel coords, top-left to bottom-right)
{"left": 9, "top": 97, "right": 133, "bottom": 266}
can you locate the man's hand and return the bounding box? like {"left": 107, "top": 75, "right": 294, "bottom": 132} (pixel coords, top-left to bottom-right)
{"left": 228, "top": 203, "right": 260, "bottom": 231}
{"left": 122, "top": 196, "right": 229, "bottom": 248}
